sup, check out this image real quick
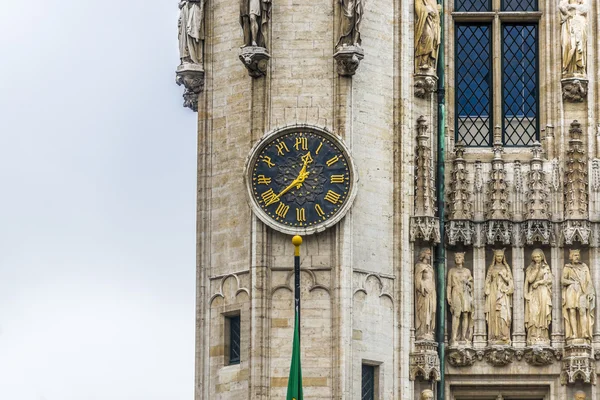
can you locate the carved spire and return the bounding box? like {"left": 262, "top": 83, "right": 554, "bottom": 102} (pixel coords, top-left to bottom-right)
{"left": 525, "top": 141, "right": 551, "bottom": 220}
{"left": 485, "top": 142, "right": 511, "bottom": 219}
{"left": 448, "top": 144, "right": 473, "bottom": 220}
{"left": 415, "top": 116, "right": 436, "bottom": 216}
{"left": 565, "top": 120, "right": 588, "bottom": 219}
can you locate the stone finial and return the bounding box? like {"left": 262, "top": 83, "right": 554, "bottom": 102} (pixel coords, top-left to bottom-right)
{"left": 564, "top": 120, "right": 588, "bottom": 220}
{"left": 486, "top": 143, "right": 511, "bottom": 220}
{"left": 448, "top": 143, "right": 473, "bottom": 221}
{"left": 415, "top": 116, "right": 436, "bottom": 216}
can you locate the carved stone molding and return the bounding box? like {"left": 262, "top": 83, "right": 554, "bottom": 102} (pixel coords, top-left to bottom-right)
{"left": 447, "top": 220, "right": 474, "bottom": 246}
{"left": 592, "top": 159, "right": 600, "bottom": 192}
{"left": 239, "top": 46, "right": 270, "bottom": 78}
{"left": 176, "top": 64, "right": 205, "bottom": 111}
{"left": 474, "top": 161, "right": 484, "bottom": 193}
{"left": 410, "top": 216, "right": 441, "bottom": 243}
{"left": 565, "top": 120, "right": 588, "bottom": 219}
{"left": 560, "top": 343, "right": 596, "bottom": 385}
{"left": 563, "top": 220, "right": 591, "bottom": 245}
{"left": 485, "top": 220, "right": 512, "bottom": 245}
{"left": 551, "top": 159, "right": 561, "bottom": 192}
{"left": 333, "top": 45, "right": 364, "bottom": 76}
{"left": 524, "top": 220, "right": 553, "bottom": 245}
{"left": 447, "top": 345, "right": 477, "bottom": 367}
{"left": 523, "top": 345, "right": 561, "bottom": 366}
{"left": 484, "top": 345, "right": 515, "bottom": 366}
{"left": 414, "top": 74, "right": 437, "bottom": 98}
{"left": 409, "top": 340, "right": 441, "bottom": 381}
{"left": 562, "top": 78, "right": 588, "bottom": 103}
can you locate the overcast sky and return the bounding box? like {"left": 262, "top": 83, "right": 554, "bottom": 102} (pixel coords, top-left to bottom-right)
{"left": 0, "top": 1, "right": 197, "bottom": 399}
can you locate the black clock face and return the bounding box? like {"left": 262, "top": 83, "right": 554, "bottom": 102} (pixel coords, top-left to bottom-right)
{"left": 250, "top": 130, "right": 352, "bottom": 230}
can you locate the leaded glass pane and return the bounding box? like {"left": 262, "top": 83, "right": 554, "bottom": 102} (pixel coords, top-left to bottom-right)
{"left": 502, "top": 0, "right": 537, "bottom": 11}
{"left": 456, "top": 25, "right": 492, "bottom": 147}
{"left": 361, "top": 365, "right": 375, "bottom": 400}
{"left": 502, "top": 25, "right": 538, "bottom": 146}
{"left": 455, "top": 0, "right": 491, "bottom": 12}
{"left": 229, "top": 315, "right": 240, "bottom": 365}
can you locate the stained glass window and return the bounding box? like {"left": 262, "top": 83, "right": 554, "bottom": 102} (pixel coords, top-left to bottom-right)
{"left": 361, "top": 365, "right": 375, "bottom": 400}
{"left": 456, "top": 25, "right": 492, "bottom": 146}
{"left": 502, "top": 0, "right": 537, "bottom": 11}
{"left": 455, "top": 0, "right": 491, "bottom": 12}
{"left": 502, "top": 25, "right": 538, "bottom": 146}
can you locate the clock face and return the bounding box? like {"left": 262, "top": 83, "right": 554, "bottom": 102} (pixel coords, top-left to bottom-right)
{"left": 246, "top": 127, "right": 357, "bottom": 235}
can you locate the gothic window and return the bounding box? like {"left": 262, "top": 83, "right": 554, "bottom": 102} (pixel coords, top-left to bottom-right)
{"left": 454, "top": 1, "right": 539, "bottom": 147}
{"left": 225, "top": 314, "right": 241, "bottom": 365}
{"left": 361, "top": 364, "right": 376, "bottom": 400}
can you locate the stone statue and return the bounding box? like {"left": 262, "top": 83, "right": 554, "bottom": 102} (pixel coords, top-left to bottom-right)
{"left": 562, "top": 249, "right": 595, "bottom": 341}
{"left": 524, "top": 249, "right": 553, "bottom": 345}
{"left": 415, "top": 249, "right": 436, "bottom": 341}
{"left": 178, "top": 0, "right": 205, "bottom": 65}
{"left": 337, "top": 0, "right": 363, "bottom": 48}
{"left": 447, "top": 252, "right": 474, "bottom": 346}
{"left": 420, "top": 389, "right": 434, "bottom": 400}
{"left": 415, "top": 0, "right": 441, "bottom": 73}
{"left": 574, "top": 391, "right": 586, "bottom": 400}
{"left": 240, "top": 0, "right": 271, "bottom": 47}
{"left": 559, "top": 0, "right": 588, "bottom": 77}
{"left": 484, "top": 249, "right": 514, "bottom": 345}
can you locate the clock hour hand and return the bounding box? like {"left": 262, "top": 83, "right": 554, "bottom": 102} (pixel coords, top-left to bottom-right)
{"left": 264, "top": 152, "right": 313, "bottom": 207}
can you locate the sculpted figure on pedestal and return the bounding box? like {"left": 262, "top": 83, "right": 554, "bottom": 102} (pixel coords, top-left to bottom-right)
{"left": 337, "top": 0, "right": 363, "bottom": 48}
{"left": 559, "top": 0, "right": 588, "bottom": 76}
{"left": 447, "top": 252, "right": 474, "bottom": 346}
{"left": 420, "top": 389, "right": 434, "bottom": 400}
{"left": 240, "top": 0, "right": 271, "bottom": 47}
{"left": 414, "top": 0, "right": 441, "bottom": 73}
{"left": 178, "top": 0, "right": 205, "bottom": 65}
{"left": 415, "top": 249, "right": 436, "bottom": 341}
{"left": 562, "top": 249, "right": 595, "bottom": 341}
{"left": 524, "top": 249, "right": 553, "bottom": 345}
{"left": 484, "top": 249, "right": 514, "bottom": 345}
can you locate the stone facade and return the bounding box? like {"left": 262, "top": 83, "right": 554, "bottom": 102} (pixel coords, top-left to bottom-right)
{"left": 177, "top": 0, "right": 600, "bottom": 398}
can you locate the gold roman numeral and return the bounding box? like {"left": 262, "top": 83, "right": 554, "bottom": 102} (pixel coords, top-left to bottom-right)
{"left": 294, "top": 137, "right": 308, "bottom": 151}
{"left": 330, "top": 175, "right": 345, "bottom": 184}
{"left": 296, "top": 208, "right": 306, "bottom": 222}
{"left": 276, "top": 141, "right": 290, "bottom": 156}
{"left": 260, "top": 155, "right": 275, "bottom": 168}
{"left": 276, "top": 202, "right": 290, "bottom": 218}
{"left": 261, "top": 188, "right": 278, "bottom": 204}
{"left": 315, "top": 204, "right": 325, "bottom": 217}
{"left": 324, "top": 190, "right": 341, "bottom": 204}
{"left": 326, "top": 155, "right": 340, "bottom": 167}
{"left": 256, "top": 175, "right": 271, "bottom": 185}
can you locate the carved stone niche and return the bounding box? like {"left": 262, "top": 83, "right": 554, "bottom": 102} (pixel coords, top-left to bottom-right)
{"left": 560, "top": 343, "right": 596, "bottom": 385}
{"left": 523, "top": 345, "right": 561, "bottom": 366}
{"left": 563, "top": 220, "right": 591, "bottom": 245}
{"left": 333, "top": 45, "right": 364, "bottom": 76}
{"left": 239, "top": 46, "right": 270, "bottom": 78}
{"left": 484, "top": 345, "right": 515, "bottom": 367}
{"left": 447, "top": 221, "right": 475, "bottom": 246}
{"left": 447, "top": 345, "right": 478, "bottom": 367}
{"left": 176, "top": 63, "right": 205, "bottom": 112}
{"left": 415, "top": 74, "right": 438, "bottom": 98}
{"left": 562, "top": 78, "right": 588, "bottom": 103}
{"left": 409, "top": 340, "right": 441, "bottom": 381}
{"left": 410, "top": 216, "right": 441, "bottom": 243}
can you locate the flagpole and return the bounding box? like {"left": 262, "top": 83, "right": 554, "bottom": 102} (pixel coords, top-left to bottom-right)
{"left": 292, "top": 235, "right": 302, "bottom": 341}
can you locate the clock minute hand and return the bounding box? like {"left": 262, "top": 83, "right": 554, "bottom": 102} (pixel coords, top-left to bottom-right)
{"left": 264, "top": 154, "right": 312, "bottom": 207}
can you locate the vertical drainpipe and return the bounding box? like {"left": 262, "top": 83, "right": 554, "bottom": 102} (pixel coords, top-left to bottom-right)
{"left": 435, "top": 0, "right": 446, "bottom": 399}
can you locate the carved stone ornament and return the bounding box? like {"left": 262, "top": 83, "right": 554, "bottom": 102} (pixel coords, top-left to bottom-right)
{"left": 563, "top": 220, "right": 591, "bottom": 245}
{"left": 410, "top": 216, "right": 441, "bottom": 243}
{"left": 524, "top": 220, "right": 553, "bottom": 245}
{"left": 333, "top": 45, "right": 364, "bottom": 77}
{"left": 486, "top": 143, "right": 511, "bottom": 220}
{"left": 484, "top": 345, "right": 515, "bottom": 366}
{"left": 560, "top": 343, "right": 596, "bottom": 385}
{"left": 525, "top": 142, "right": 551, "bottom": 220}
{"left": 176, "top": 63, "right": 205, "bottom": 111}
{"left": 239, "top": 46, "right": 271, "bottom": 78}
{"left": 415, "top": 116, "right": 436, "bottom": 217}
{"left": 565, "top": 120, "right": 588, "bottom": 220}
{"left": 486, "top": 221, "right": 512, "bottom": 245}
{"left": 409, "top": 340, "right": 441, "bottom": 381}
{"left": 447, "top": 220, "right": 474, "bottom": 246}
{"left": 591, "top": 159, "right": 600, "bottom": 192}
{"left": 415, "top": 74, "right": 437, "bottom": 98}
{"left": 447, "top": 345, "right": 478, "bottom": 367}
{"left": 449, "top": 144, "right": 473, "bottom": 221}
{"left": 562, "top": 78, "right": 588, "bottom": 102}
{"left": 523, "top": 345, "right": 560, "bottom": 366}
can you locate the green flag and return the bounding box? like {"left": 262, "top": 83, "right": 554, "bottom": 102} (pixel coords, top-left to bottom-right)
{"left": 286, "top": 312, "right": 303, "bottom": 400}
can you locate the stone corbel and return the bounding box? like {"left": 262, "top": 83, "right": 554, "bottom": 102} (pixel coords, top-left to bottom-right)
{"left": 523, "top": 345, "right": 561, "bottom": 366}
{"left": 239, "top": 46, "right": 270, "bottom": 78}
{"left": 414, "top": 74, "right": 438, "bottom": 98}
{"left": 176, "top": 64, "right": 205, "bottom": 112}
{"left": 560, "top": 343, "right": 596, "bottom": 385}
{"left": 483, "top": 345, "right": 515, "bottom": 366}
{"left": 447, "top": 345, "right": 478, "bottom": 367}
{"left": 409, "top": 340, "right": 441, "bottom": 381}
{"left": 562, "top": 78, "right": 588, "bottom": 102}
{"left": 333, "top": 45, "right": 364, "bottom": 77}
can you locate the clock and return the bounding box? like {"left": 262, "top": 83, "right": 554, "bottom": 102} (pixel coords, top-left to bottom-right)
{"left": 245, "top": 126, "right": 358, "bottom": 235}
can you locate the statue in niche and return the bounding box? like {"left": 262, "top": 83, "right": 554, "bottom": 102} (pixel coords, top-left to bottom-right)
{"left": 420, "top": 389, "right": 434, "bottom": 400}
{"left": 178, "top": 0, "right": 206, "bottom": 65}
{"left": 337, "top": 0, "right": 363, "bottom": 48}
{"left": 414, "top": 0, "right": 441, "bottom": 73}
{"left": 524, "top": 249, "right": 553, "bottom": 345}
{"left": 562, "top": 249, "right": 595, "bottom": 341}
{"left": 484, "top": 249, "right": 514, "bottom": 345}
{"left": 415, "top": 248, "right": 436, "bottom": 341}
{"left": 240, "top": 0, "right": 271, "bottom": 47}
{"left": 447, "top": 252, "right": 474, "bottom": 346}
{"left": 559, "top": 0, "right": 588, "bottom": 76}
